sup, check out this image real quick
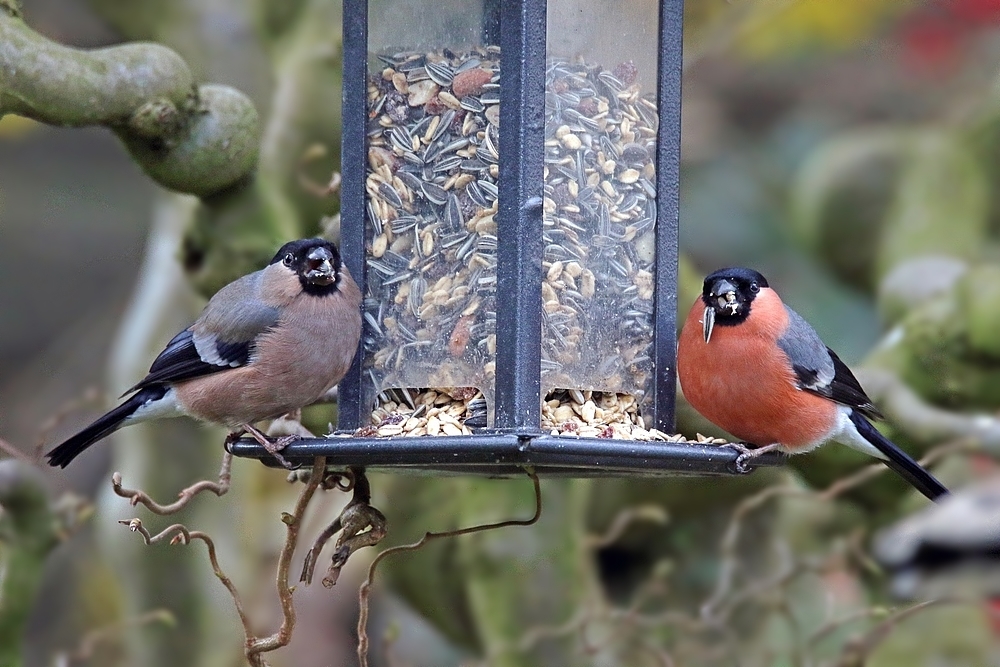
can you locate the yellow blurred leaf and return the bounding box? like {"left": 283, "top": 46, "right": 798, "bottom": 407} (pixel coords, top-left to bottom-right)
{"left": 736, "top": 0, "right": 915, "bottom": 59}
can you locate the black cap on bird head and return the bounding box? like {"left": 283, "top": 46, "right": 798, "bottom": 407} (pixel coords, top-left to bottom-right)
{"left": 700, "top": 267, "right": 769, "bottom": 343}
{"left": 271, "top": 238, "right": 343, "bottom": 295}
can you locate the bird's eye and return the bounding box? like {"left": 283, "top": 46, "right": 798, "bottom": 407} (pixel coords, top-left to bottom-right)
{"left": 749, "top": 282, "right": 759, "bottom": 293}
{"left": 282, "top": 253, "right": 294, "bottom": 267}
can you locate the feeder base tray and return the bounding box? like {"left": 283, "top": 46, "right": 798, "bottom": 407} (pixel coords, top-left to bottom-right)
{"left": 229, "top": 433, "right": 785, "bottom": 478}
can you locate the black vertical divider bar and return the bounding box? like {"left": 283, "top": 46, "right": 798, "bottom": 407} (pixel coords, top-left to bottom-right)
{"left": 650, "top": 0, "right": 683, "bottom": 432}
{"left": 337, "top": 0, "right": 369, "bottom": 432}
{"left": 495, "top": 0, "right": 546, "bottom": 431}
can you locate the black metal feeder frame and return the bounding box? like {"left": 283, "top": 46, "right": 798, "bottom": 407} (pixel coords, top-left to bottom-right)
{"left": 232, "top": 0, "right": 780, "bottom": 477}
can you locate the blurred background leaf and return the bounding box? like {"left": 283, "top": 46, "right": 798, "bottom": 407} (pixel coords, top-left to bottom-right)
{"left": 4, "top": 0, "right": 1000, "bottom": 666}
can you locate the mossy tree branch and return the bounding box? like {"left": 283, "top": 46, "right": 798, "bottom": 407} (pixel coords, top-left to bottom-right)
{"left": 0, "top": 6, "right": 259, "bottom": 198}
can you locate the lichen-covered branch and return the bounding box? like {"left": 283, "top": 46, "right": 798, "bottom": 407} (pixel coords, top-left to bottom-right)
{"left": 0, "top": 9, "right": 192, "bottom": 127}
{"left": 0, "top": 7, "right": 260, "bottom": 197}
{"left": 114, "top": 84, "right": 260, "bottom": 198}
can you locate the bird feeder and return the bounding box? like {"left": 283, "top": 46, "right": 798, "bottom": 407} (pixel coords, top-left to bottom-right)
{"left": 233, "top": 0, "right": 779, "bottom": 476}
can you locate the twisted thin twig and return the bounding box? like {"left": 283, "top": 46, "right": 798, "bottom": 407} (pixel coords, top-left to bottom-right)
{"left": 300, "top": 467, "right": 387, "bottom": 588}
{"left": 245, "top": 455, "right": 326, "bottom": 662}
{"left": 834, "top": 599, "right": 957, "bottom": 667}
{"left": 120, "top": 455, "right": 327, "bottom": 667}
{"left": 296, "top": 147, "right": 342, "bottom": 198}
{"left": 459, "top": 439, "right": 973, "bottom": 666}
{"left": 356, "top": 471, "right": 543, "bottom": 667}
{"left": 112, "top": 452, "right": 233, "bottom": 515}
{"left": 585, "top": 504, "right": 669, "bottom": 549}
{"left": 806, "top": 607, "right": 890, "bottom": 653}
{"left": 701, "top": 439, "right": 975, "bottom": 623}
{"left": 119, "top": 518, "right": 254, "bottom": 633}
{"left": 472, "top": 501, "right": 677, "bottom": 665}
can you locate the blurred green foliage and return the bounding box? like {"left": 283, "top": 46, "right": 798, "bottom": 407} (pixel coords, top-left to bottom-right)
{"left": 4, "top": 0, "right": 1000, "bottom": 666}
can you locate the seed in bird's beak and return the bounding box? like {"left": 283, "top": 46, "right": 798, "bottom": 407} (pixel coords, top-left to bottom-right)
{"left": 726, "top": 292, "right": 740, "bottom": 314}
{"left": 305, "top": 265, "right": 335, "bottom": 286}
{"left": 703, "top": 306, "right": 715, "bottom": 343}
{"left": 304, "top": 247, "right": 335, "bottom": 284}
{"left": 709, "top": 278, "right": 739, "bottom": 314}
{"left": 716, "top": 291, "right": 738, "bottom": 314}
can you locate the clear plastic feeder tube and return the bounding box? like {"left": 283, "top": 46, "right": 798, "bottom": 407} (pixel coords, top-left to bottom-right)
{"left": 361, "top": 0, "right": 501, "bottom": 421}
{"left": 540, "top": 0, "right": 660, "bottom": 416}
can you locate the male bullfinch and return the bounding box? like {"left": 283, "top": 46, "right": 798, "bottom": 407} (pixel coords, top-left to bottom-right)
{"left": 46, "top": 238, "right": 362, "bottom": 468}
{"left": 677, "top": 267, "right": 948, "bottom": 502}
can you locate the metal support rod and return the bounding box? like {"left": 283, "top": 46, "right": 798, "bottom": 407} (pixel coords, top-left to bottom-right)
{"left": 337, "top": 0, "right": 369, "bottom": 432}
{"left": 494, "top": 0, "right": 547, "bottom": 431}
{"left": 649, "top": 0, "right": 684, "bottom": 432}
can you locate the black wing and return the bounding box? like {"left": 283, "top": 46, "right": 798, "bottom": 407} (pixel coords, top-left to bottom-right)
{"left": 817, "top": 348, "right": 884, "bottom": 421}
{"left": 125, "top": 329, "right": 255, "bottom": 393}
{"left": 778, "top": 306, "right": 883, "bottom": 421}
{"left": 126, "top": 273, "right": 280, "bottom": 393}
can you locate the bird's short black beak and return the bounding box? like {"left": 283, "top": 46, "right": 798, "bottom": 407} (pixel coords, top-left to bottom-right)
{"left": 709, "top": 278, "right": 737, "bottom": 299}
{"left": 304, "top": 247, "right": 335, "bottom": 285}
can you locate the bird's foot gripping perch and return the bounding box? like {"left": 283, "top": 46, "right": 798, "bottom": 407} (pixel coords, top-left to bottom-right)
{"left": 224, "top": 425, "right": 303, "bottom": 470}
{"left": 722, "top": 442, "right": 783, "bottom": 474}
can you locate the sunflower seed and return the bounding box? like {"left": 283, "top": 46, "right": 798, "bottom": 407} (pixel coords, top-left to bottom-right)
{"left": 420, "top": 181, "right": 448, "bottom": 205}
{"left": 425, "top": 61, "right": 454, "bottom": 86}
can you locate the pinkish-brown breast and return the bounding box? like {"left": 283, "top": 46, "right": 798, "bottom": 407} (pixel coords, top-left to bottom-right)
{"left": 677, "top": 289, "right": 837, "bottom": 450}
{"left": 175, "top": 270, "right": 362, "bottom": 427}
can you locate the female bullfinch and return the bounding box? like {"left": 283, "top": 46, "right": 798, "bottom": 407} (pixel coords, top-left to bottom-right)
{"left": 677, "top": 267, "right": 948, "bottom": 501}
{"left": 46, "top": 238, "right": 362, "bottom": 468}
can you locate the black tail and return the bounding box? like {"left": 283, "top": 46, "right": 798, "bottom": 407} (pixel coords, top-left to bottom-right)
{"left": 46, "top": 386, "right": 167, "bottom": 468}
{"left": 849, "top": 410, "right": 950, "bottom": 502}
